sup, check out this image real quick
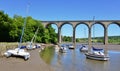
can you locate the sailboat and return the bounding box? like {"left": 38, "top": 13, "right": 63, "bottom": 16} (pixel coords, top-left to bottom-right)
{"left": 80, "top": 26, "right": 88, "bottom": 52}
{"left": 4, "top": 4, "right": 30, "bottom": 60}
{"left": 68, "top": 37, "right": 74, "bottom": 49}
{"left": 26, "top": 27, "right": 41, "bottom": 50}
{"left": 85, "top": 17, "right": 109, "bottom": 61}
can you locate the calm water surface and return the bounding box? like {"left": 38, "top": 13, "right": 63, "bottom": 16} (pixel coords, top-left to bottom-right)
{"left": 40, "top": 44, "right": 120, "bottom": 71}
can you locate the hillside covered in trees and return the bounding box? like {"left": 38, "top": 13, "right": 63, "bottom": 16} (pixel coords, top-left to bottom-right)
{"left": 0, "top": 11, "right": 57, "bottom": 44}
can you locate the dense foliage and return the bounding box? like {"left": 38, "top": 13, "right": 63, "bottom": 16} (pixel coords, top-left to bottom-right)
{"left": 0, "top": 11, "right": 12, "bottom": 42}
{"left": 62, "top": 36, "right": 72, "bottom": 42}
{"left": 0, "top": 11, "right": 57, "bottom": 44}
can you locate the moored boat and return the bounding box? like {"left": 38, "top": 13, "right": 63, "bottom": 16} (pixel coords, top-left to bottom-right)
{"left": 80, "top": 45, "right": 88, "bottom": 52}
{"left": 85, "top": 47, "right": 109, "bottom": 61}
{"left": 68, "top": 44, "right": 74, "bottom": 49}
{"left": 85, "top": 52, "right": 109, "bottom": 61}
{"left": 4, "top": 48, "right": 30, "bottom": 60}
{"left": 59, "top": 45, "right": 67, "bottom": 53}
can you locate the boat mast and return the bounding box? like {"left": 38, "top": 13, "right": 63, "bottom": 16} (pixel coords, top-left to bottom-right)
{"left": 93, "top": 16, "right": 95, "bottom": 43}
{"left": 18, "top": 3, "right": 30, "bottom": 48}
{"left": 84, "top": 26, "right": 86, "bottom": 43}
{"left": 31, "top": 27, "right": 39, "bottom": 44}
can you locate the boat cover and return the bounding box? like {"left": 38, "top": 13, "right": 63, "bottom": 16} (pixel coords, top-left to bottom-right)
{"left": 92, "top": 47, "right": 103, "bottom": 51}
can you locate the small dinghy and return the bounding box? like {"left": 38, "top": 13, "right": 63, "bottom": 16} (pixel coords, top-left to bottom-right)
{"left": 85, "top": 47, "right": 109, "bottom": 61}
{"left": 4, "top": 48, "right": 30, "bottom": 60}
{"left": 68, "top": 44, "right": 74, "bottom": 49}
{"left": 80, "top": 45, "right": 88, "bottom": 52}
{"left": 59, "top": 45, "right": 67, "bottom": 53}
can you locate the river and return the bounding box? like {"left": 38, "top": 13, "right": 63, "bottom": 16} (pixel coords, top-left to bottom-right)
{"left": 40, "top": 44, "right": 120, "bottom": 71}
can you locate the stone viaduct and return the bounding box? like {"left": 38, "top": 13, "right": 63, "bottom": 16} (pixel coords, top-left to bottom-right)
{"left": 41, "top": 20, "right": 120, "bottom": 45}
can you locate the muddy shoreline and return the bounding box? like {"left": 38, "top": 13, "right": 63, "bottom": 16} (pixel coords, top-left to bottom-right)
{"left": 0, "top": 48, "right": 54, "bottom": 71}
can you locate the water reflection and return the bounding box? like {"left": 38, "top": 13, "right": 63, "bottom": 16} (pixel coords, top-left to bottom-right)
{"left": 40, "top": 45, "right": 120, "bottom": 71}
{"left": 40, "top": 46, "right": 54, "bottom": 64}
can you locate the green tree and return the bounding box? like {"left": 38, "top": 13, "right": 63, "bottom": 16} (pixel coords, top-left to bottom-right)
{"left": 0, "top": 11, "right": 12, "bottom": 42}
{"left": 47, "top": 25, "right": 57, "bottom": 44}
{"left": 0, "top": 11, "right": 58, "bottom": 44}
{"left": 9, "top": 15, "right": 24, "bottom": 42}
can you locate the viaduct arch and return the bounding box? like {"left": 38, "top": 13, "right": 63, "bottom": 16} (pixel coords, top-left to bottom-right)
{"left": 42, "top": 20, "right": 120, "bottom": 45}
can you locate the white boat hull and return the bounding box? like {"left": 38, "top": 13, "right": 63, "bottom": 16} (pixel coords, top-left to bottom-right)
{"left": 4, "top": 48, "right": 30, "bottom": 60}
{"left": 59, "top": 46, "right": 67, "bottom": 53}
{"left": 59, "top": 49, "right": 67, "bottom": 53}
{"left": 80, "top": 47, "right": 88, "bottom": 52}
{"left": 85, "top": 53, "right": 109, "bottom": 61}
{"left": 68, "top": 45, "right": 74, "bottom": 49}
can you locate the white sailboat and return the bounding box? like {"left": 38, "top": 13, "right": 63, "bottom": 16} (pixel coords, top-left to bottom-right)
{"left": 85, "top": 17, "right": 109, "bottom": 61}
{"left": 68, "top": 37, "right": 74, "bottom": 49}
{"left": 26, "top": 27, "right": 41, "bottom": 50}
{"left": 80, "top": 26, "right": 88, "bottom": 52}
{"left": 85, "top": 46, "right": 109, "bottom": 61}
{"left": 4, "top": 4, "right": 30, "bottom": 60}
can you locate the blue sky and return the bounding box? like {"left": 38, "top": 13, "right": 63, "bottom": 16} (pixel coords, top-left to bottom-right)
{"left": 0, "top": 0, "right": 120, "bottom": 38}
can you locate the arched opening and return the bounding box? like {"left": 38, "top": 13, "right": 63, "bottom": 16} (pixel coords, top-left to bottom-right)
{"left": 60, "top": 23, "right": 73, "bottom": 43}
{"left": 75, "top": 24, "right": 88, "bottom": 45}
{"left": 51, "top": 24, "right": 58, "bottom": 33}
{"left": 91, "top": 23, "right": 104, "bottom": 45}
{"left": 108, "top": 23, "right": 120, "bottom": 44}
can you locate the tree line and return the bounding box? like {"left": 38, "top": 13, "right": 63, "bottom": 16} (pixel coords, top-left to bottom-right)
{"left": 0, "top": 11, "right": 57, "bottom": 44}
{"left": 62, "top": 36, "right": 120, "bottom": 44}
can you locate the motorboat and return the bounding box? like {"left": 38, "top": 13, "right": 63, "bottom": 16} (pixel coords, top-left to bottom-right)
{"left": 85, "top": 47, "right": 109, "bottom": 61}
{"left": 68, "top": 44, "right": 74, "bottom": 49}
{"left": 4, "top": 48, "right": 30, "bottom": 60}
{"left": 80, "top": 45, "right": 88, "bottom": 52}
{"left": 59, "top": 45, "right": 67, "bottom": 53}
